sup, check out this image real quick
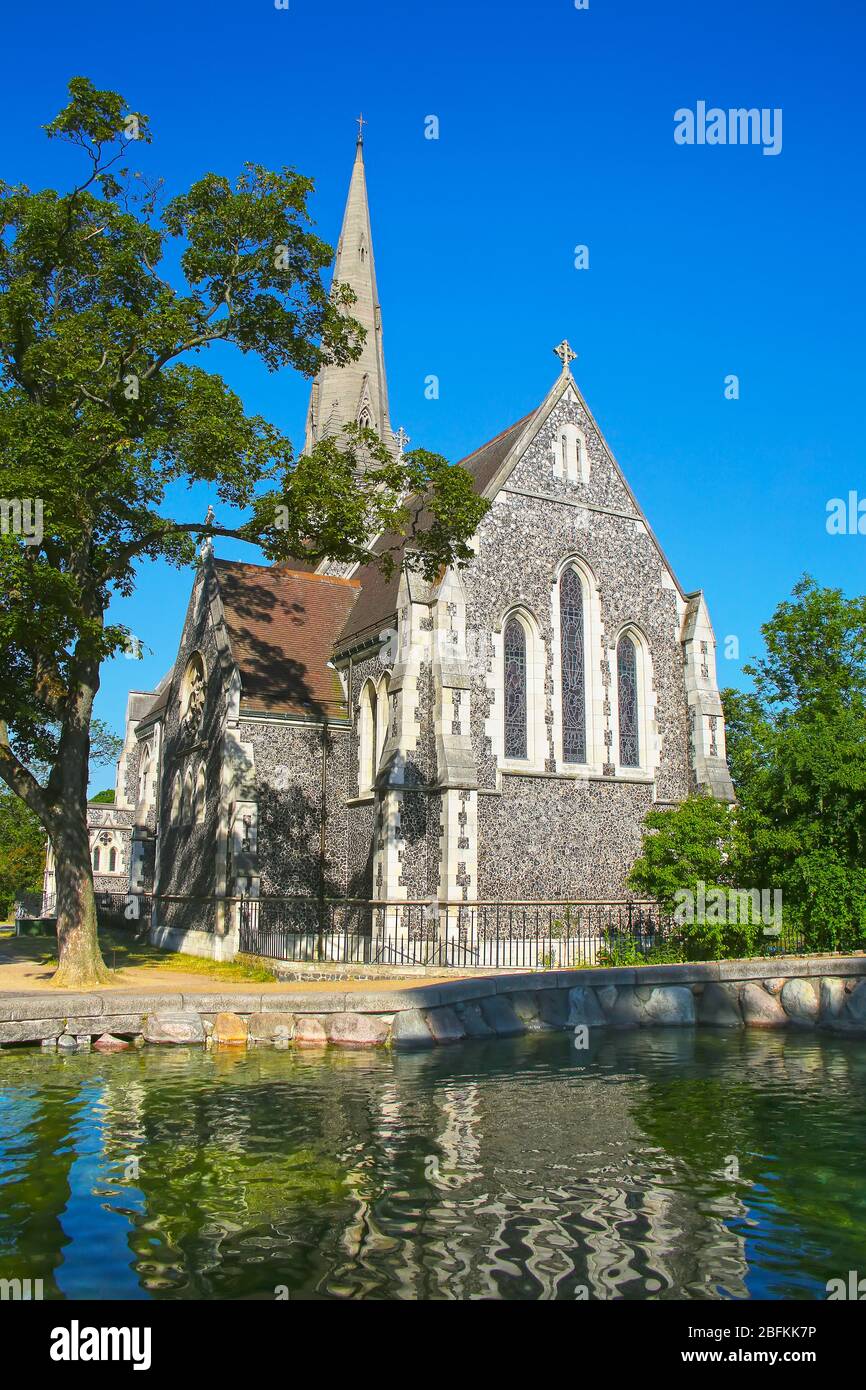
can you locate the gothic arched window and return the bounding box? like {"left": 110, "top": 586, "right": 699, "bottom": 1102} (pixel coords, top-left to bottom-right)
{"left": 108, "top": 847, "right": 117, "bottom": 873}
{"left": 170, "top": 774, "right": 182, "bottom": 827}
{"left": 574, "top": 434, "right": 584, "bottom": 478}
{"left": 194, "top": 763, "right": 207, "bottom": 826}
{"left": 182, "top": 771, "right": 193, "bottom": 824}
{"left": 92, "top": 846, "right": 101, "bottom": 871}
{"left": 375, "top": 675, "right": 390, "bottom": 774}
{"left": 138, "top": 746, "right": 151, "bottom": 807}
{"left": 359, "top": 680, "right": 379, "bottom": 795}
{"left": 368, "top": 684, "right": 379, "bottom": 787}
{"left": 617, "top": 634, "right": 640, "bottom": 767}
{"left": 560, "top": 569, "right": 586, "bottom": 762}
{"left": 504, "top": 618, "right": 528, "bottom": 760}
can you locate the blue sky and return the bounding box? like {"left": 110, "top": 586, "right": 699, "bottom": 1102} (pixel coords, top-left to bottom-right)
{"left": 1, "top": 0, "right": 864, "bottom": 790}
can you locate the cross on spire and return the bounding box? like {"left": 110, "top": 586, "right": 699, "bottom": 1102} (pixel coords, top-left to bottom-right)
{"left": 356, "top": 112, "right": 367, "bottom": 143}
{"left": 553, "top": 339, "right": 577, "bottom": 373}
{"left": 395, "top": 426, "right": 410, "bottom": 457}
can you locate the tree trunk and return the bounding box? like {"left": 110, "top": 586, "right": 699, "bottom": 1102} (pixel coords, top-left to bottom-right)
{"left": 51, "top": 793, "right": 110, "bottom": 989}
{"left": 0, "top": 589, "right": 111, "bottom": 989}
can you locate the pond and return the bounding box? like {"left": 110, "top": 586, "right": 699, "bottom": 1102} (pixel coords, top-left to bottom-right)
{"left": 0, "top": 1028, "right": 864, "bottom": 1300}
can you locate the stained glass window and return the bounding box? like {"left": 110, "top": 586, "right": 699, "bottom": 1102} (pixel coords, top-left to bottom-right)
{"left": 504, "top": 618, "right": 528, "bottom": 759}
{"left": 617, "top": 634, "right": 640, "bottom": 767}
{"left": 560, "top": 569, "right": 586, "bottom": 762}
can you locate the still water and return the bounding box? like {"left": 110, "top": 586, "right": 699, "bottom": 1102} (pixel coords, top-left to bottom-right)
{"left": 0, "top": 1028, "right": 864, "bottom": 1300}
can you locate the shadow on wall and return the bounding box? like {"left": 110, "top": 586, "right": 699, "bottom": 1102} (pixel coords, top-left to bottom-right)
{"left": 217, "top": 573, "right": 333, "bottom": 721}
{"left": 258, "top": 782, "right": 346, "bottom": 899}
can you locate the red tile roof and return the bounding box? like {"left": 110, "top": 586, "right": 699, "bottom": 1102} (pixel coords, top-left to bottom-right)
{"left": 214, "top": 561, "right": 360, "bottom": 717}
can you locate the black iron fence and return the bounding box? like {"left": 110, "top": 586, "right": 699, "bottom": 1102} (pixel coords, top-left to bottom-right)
{"left": 40, "top": 891, "right": 152, "bottom": 928}
{"left": 32, "top": 890, "right": 812, "bottom": 964}
{"left": 237, "top": 898, "right": 637, "bottom": 968}
{"left": 236, "top": 897, "right": 809, "bottom": 968}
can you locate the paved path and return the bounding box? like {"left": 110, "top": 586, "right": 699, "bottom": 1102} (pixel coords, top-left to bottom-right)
{"left": 0, "top": 936, "right": 455, "bottom": 996}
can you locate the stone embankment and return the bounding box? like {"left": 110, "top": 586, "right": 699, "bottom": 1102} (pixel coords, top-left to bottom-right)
{"left": 2, "top": 955, "right": 866, "bottom": 1051}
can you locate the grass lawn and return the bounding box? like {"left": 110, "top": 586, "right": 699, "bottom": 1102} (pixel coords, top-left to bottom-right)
{"left": 1, "top": 922, "right": 277, "bottom": 984}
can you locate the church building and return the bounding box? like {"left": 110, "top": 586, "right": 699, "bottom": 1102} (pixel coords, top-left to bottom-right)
{"left": 50, "top": 129, "right": 734, "bottom": 959}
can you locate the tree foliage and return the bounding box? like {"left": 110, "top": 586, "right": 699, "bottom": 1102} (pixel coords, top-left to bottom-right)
{"left": 629, "top": 577, "right": 866, "bottom": 955}
{"left": 0, "top": 789, "right": 45, "bottom": 919}
{"left": 626, "top": 794, "right": 761, "bottom": 958}
{"left": 724, "top": 576, "right": 866, "bottom": 950}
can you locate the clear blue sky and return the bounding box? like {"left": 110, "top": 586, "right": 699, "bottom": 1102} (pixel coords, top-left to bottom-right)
{"left": 1, "top": 0, "right": 864, "bottom": 790}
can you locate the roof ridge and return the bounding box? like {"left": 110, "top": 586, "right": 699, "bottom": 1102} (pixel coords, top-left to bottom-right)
{"left": 273, "top": 567, "right": 361, "bottom": 587}
{"left": 457, "top": 410, "right": 535, "bottom": 467}
{"left": 213, "top": 558, "right": 360, "bottom": 588}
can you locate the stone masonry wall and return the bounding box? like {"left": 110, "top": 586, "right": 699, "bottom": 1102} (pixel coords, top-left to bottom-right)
{"left": 5, "top": 956, "right": 866, "bottom": 1050}
{"left": 241, "top": 719, "right": 352, "bottom": 898}
{"left": 465, "top": 391, "right": 692, "bottom": 901}
{"left": 156, "top": 568, "right": 225, "bottom": 936}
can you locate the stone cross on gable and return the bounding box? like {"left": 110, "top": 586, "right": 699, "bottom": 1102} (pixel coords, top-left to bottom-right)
{"left": 395, "top": 426, "right": 410, "bottom": 457}
{"left": 553, "top": 339, "right": 577, "bottom": 373}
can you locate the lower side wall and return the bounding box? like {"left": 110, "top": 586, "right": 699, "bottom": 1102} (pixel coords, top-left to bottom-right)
{"left": 3, "top": 955, "right": 866, "bottom": 1049}
{"left": 149, "top": 925, "right": 236, "bottom": 963}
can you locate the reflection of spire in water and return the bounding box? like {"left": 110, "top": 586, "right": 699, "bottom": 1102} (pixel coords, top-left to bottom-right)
{"left": 523, "top": 1196, "right": 588, "bottom": 1299}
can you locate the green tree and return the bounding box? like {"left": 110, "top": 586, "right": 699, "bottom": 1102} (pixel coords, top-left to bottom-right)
{"left": 630, "top": 579, "right": 866, "bottom": 956}
{"left": 0, "top": 79, "right": 487, "bottom": 986}
{"left": 723, "top": 576, "right": 866, "bottom": 950}
{"left": 0, "top": 788, "right": 46, "bottom": 919}
{"left": 626, "top": 794, "right": 759, "bottom": 958}
{"left": 627, "top": 794, "right": 737, "bottom": 908}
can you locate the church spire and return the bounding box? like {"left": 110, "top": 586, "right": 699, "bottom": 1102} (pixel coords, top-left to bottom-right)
{"left": 304, "top": 124, "right": 396, "bottom": 458}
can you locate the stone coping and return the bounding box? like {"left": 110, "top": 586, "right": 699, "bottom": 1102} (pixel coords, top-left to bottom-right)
{"left": 2, "top": 954, "right": 864, "bottom": 1024}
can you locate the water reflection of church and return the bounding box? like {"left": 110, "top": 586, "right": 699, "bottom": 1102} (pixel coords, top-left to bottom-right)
{"left": 77, "top": 1035, "right": 752, "bottom": 1301}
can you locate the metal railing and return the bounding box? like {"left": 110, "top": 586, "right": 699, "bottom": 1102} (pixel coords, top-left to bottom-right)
{"left": 40, "top": 891, "right": 152, "bottom": 926}
{"left": 34, "top": 890, "right": 811, "bottom": 964}
{"left": 236, "top": 898, "right": 673, "bottom": 968}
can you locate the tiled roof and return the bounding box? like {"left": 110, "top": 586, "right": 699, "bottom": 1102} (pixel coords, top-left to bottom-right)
{"left": 334, "top": 411, "right": 534, "bottom": 650}
{"left": 214, "top": 561, "right": 359, "bottom": 717}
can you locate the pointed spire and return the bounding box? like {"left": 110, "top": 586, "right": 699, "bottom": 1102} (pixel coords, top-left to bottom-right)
{"left": 304, "top": 123, "right": 396, "bottom": 459}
